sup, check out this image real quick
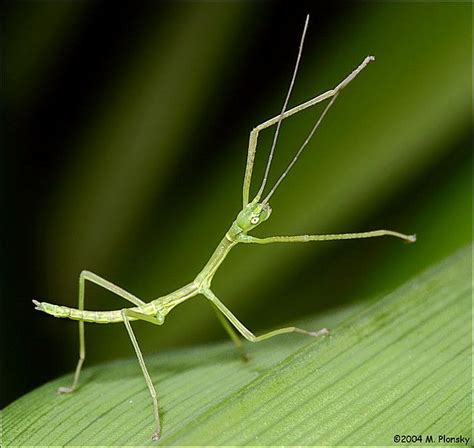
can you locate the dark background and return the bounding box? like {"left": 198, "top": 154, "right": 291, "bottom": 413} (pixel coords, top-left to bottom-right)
{"left": 2, "top": 1, "right": 471, "bottom": 408}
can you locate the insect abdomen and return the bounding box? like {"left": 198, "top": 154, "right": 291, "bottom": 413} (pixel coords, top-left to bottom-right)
{"left": 33, "top": 300, "right": 123, "bottom": 323}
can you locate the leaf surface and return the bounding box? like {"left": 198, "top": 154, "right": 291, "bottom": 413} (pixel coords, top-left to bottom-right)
{"left": 3, "top": 246, "right": 471, "bottom": 446}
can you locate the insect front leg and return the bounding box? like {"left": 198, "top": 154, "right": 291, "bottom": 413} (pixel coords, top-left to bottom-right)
{"left": 121, "top": 309, "right": 161, "bottom": 441}
{"left": 203, "top": 289, "right": 329, "bottom": 345}
{"left": 58, "top": 271, "right": 146, "bottom": 394}
{"left": 242, "top": 95, "right": 334, "bottom": 207}
{"left": 242, "top": 55, "right": 375, "bottom": 207}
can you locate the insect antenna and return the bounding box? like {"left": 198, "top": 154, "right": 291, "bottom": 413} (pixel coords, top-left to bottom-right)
{"left": 262, "top": 54, "right": 376, "bottom": 204}
{"left": 255, "top": 14, "right": 310, "bottom": 201}
{"left": 262, "top": 92, "right": 339, "bottom": 204}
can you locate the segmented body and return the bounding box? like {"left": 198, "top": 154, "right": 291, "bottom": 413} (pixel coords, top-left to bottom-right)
{"left": 35, "top": 281, "right": 199, "bottom": 324}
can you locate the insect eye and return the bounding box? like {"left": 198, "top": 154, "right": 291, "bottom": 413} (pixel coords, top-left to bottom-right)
{"left": 250, "top": 216, "right": 259, "bottom": 225}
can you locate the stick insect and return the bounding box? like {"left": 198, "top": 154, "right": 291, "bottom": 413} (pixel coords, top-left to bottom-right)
{"left": 33, "top": 15, "right": 415, "bottom": 441}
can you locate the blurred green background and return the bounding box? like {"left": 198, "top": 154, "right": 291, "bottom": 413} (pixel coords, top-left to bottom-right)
{"left": 2, "top": 2, "right": 471, "bottom": 408}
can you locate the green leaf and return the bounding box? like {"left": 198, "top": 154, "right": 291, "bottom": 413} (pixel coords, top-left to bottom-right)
{"left": 3, "top": 245, "right": 470, "bottom": 446}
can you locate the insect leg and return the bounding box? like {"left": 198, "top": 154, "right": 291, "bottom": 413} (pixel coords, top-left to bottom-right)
{"left": 240, "top": 230, "right": 416, "bottom": 245}
{"left": 242, "top": 55, "right": 375, "bottom": 206}
{"left": 203, "top": 289, "right": 329, "bottom": 343}
{"left": 58, "top": 270, "right": 146, "bottom": 394}
{"left": 122, "top": 309, "right": 161, "bottom": 441}
{"left": 211, "top": 303, "right": 249, "bottom": 362}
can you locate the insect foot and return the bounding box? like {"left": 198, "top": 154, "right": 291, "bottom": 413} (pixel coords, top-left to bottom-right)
{"left": 241, "top": 351, "right": 251, "bottom": 363}
{"left": 309, "top": 327, "right": 330, "bottom": 337}
{"left": 57, "top": 386, "right": 74, "bottom": 394}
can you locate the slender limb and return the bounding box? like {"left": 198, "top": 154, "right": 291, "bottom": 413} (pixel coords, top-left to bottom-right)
{"left": 242, "top": 55, "right": 375, "bottom": 206}
{"left": 122, "top": 310, "right": 161, "bottom": 441}
{"left": 240, "top": 230, "right": 416, "bottom": 244}
{"left": 203, "top": 289, "right": 329, "bottom": 343}
{"left": 262, "top": 93, "right": 339, "bottom": 204}
{"left": 79, "top": 270, "right": 146, "bottom": 306}
{"left": 211, "top": 303, "right": 249, "bottom": 362}
{"left": 58, "top": 270, "right": 146, "bottom": 394}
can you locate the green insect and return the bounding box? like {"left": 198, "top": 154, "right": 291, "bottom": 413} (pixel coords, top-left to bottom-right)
{"left": 33, "top": 15, "right": 415, "bottom": 441}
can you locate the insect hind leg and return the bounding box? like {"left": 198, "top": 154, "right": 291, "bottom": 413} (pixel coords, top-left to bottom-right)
{"left": 57, "top": 270, "right": 146, "bottom": 395}
{"left": 121, "top": 309, "right": 161, "bottom": 441}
